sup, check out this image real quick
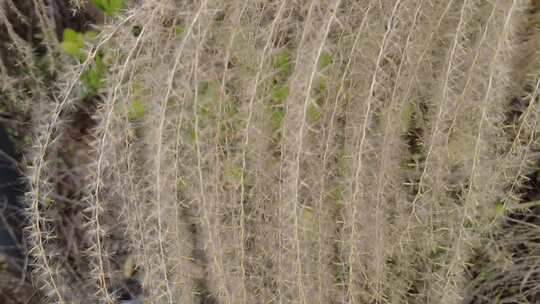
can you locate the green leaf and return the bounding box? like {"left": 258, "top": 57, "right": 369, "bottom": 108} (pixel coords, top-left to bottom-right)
{"left": 495, "top": 202, "right": 506, "bottom": 216}
{"left": 224, "top": 103, "right": 239, "bottom": 119}
{"left": 187, "top": 126, "right": 198, "bottom": 144}
{"left": 225, "top": 164, "right": 244, "bottom": 183}
{"left": 411, "top": 152, "right": 423, "bottom": 162}
{"left": 318, "top": 51, "right": 333, "bottom": 70}
{"left": 177, "top": 178, "right": 187, "bottom": 191}
{"left": 91, "top": 0, "right": 123, "bottom": 16}
{"left": 81, "top": 55, "right": 106, "bottom": 95}
{"left": 198, "top": 81, "right": 220, "bottom": 118}
{"left": 63, "top": 28, "right": 81, "bottom": 43}
{"left": 400, "top": 101, "right": 415, "bottom": 133}
{"left": 313, "top": 76, "right": 327, "bottom": 96}
{"left": 61, "top": 29, "right": 84, "bottom": 58}
{"left": 335, "top": 265, "right": 349, "bottom": 284}
{"left": 273, "top": 51, "right": 291, "bottom": 76}
{"left": 91, "top": 0, "right": 107, "bottom": 12}
{"left": 83, "top": 31, "right": 98, "bottom": 42}
{"left": 107, "top": 0, "right": 124, "bottom": 15}
{"left": 479, "top": 269, "right": 491, "bottom": 280}
{"left": 43, "top": 196, "right": 54, "bottom": 208}
{"left": 175, "top": 26, "right": 185, "bottom": 36}
{"left": 35, "top": 55, "right": 52, "bottom": 75}
{"left": 128, "top": 99, "right": 145, "bottom": 121}
{"left": 271, "top": 107, "right": 284, "bottom": 132}
{"left": 23, "top": 135, "right": 32, "bottom": 145}
{"left": 429, "top": 247, "right": 446, "bottom": 260}
{"left": 307, "top": 103, "right": 321, "bottom": 123}
{"left": 271, "top": 85, "right": 289, "bottom": 102}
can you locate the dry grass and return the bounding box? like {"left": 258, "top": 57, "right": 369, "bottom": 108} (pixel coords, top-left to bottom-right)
{"left": 3, "top": 0, "right": 540, "bottom": 303}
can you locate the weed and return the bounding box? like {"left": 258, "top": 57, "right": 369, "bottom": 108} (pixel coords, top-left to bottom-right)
{"left": 61, "top": 29, "right": 85, "bottom": 59}
{"left": 6, "top": 1, "right": 540, "bottom": 303}
{"left": 81, "top": 54, "right": 106, "bottom": 96}
{"left": 273, "top": 50, "right": 292, "bottom": 77}
{"left": 318, "top": 51, "right": 332, "bottom": 70}
{"left": 128, "top": 99, "right": 145, "bottom": 121}
{"left": 91, "top": 0, "right": 124, "bottom": 16}
{"left": 306, "top": 103, "right": 321, "bottom": 123}
{"left": 271, "top": 85, "right": 289, "bottom": 102}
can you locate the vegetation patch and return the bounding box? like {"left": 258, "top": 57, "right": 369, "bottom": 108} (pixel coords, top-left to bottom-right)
{"left": 1, "top": 1, "right": 540, "bottom": 304}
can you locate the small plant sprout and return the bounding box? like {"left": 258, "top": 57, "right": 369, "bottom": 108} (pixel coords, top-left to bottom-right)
{"left": 186, "top": 126, "right": 198, "bottom": 144}
{"left": 175, "top": 26, "right": 185, "bottom": 37}
{"left": 495, "top": 202, "right": 506, "bottom": 217}
{"left": 81, "top": 54, "right": 106, "bottom": 95}
{"left": 128, "top": 99, "right": 145, "bottom": 121}
{"left": 61, "top": 29, "right": 98, "bottom": 60}
{"left": 198, "top": 81, "right": 220, "bottom": 118}
{"left": 270, "top": 107, "right": 284, "bottom": 135}
{"left": 273, "top": 50, "right": 292, "bottom": 77}
{"left": 61, "top": 29, "right": 85, "bottom": 59}
{"left": 313, "top": 76, "right": 327, "bottom": 96}
{"left": 271, "top": 85, "right": 289, "bottom": 102}
{"left": 225, "top": 163, "right": 244, "bottom": 183}
{"left": 318, "top": 51, "right": 333, "bottom": 70}
{"left": 177, "top": 178, "right": 187, "bottom": 192}
{"left": 306, "top": 103, "right": 321, "bottom": 123}
{"left": 42, "top": 196, "right": 54, "bottom": 209}
{"left": 91, "top": 0, "right": 124, "bottom": 16}
{"left": 399, "top": 101, "right": 415, "bottom": 133}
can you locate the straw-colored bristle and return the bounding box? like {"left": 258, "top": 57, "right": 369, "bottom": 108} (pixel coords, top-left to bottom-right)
{"left": 1, "top": 0, "right": 540, "bottom": 303}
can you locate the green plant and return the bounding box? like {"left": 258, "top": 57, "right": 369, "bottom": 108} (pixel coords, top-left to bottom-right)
{"left": 91, "top": 0, "right": 123, "bottom": 16}
{"left": 273, "top": 50, "right": 292, "bottom": 76}
{"left": 224, "top": 163, "right": 243, "bottom": 183}
{"left": 318, "top": 51, "right": 332, "bottom": 70}
{"left": 306, "top": 103, "right": 321, "bottom": 123}
{"left": 61, "top": 29, "right": 85, "bottom": 59}
{"left": 271, "top": 85, "right": 289, "bottom": 102}
{"left": 495, "top": 202, "right": 506, "bottom": 216}
{"left": 61, "top": 29, "right": 97, "bottom": 60}
{"left": 270, "top": 107, "right": 284, "bottom": 135}
{"left": 81, "top": 54, "right": 106, "bottom": 95}
{"left": 128, "top": 99, "right": 145, "bottom": 121}
{"left": 313, "top": 76, "right": 327, "bottom": 96}
{"left": 10, "top": 1, "right": 540, "bottom": 304}
{"left": 175, "top": 26, "right": 185, "bottom": 36}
